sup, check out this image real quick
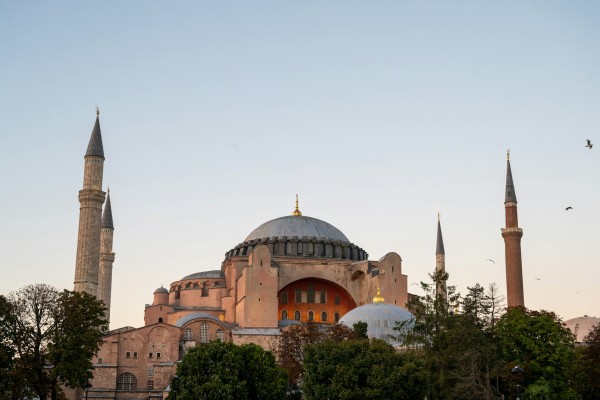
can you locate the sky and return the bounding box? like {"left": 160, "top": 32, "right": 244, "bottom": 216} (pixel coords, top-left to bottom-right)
{"left": 1, "top": 1, "right": 599, "bottom": 330}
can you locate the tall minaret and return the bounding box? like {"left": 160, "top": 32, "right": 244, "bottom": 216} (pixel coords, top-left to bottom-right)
{"left": 435, "top": 213, "right": 447, "bottom": 299}
{"left": 98, "top": 189, "right": 115, "bottom": 322}
{"left": 501, "top": 151, "right": 525, "bottom": 308}
{"left": 74, "top": 109, "right": 106, "bottom": 295}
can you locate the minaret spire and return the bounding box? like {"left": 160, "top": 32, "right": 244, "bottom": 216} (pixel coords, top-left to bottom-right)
{"left": 435, "top": 213, "right": 447, "bottom": 299}
{"left": 74, "top": 110, "right": 107, "bottom": 296}
{"left": 502, "top": 152, "right": 525, "bottom": 308}
{"left": 98, "top": 190, "right": 116, "bottom": 323}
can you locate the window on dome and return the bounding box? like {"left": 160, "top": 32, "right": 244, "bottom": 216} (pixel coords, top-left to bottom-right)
{"left": 297, "top": 242, "right": 303, "bottom": 254}
{"left": 320, "top": 289, "right": 326, "bottom": 303}
{"left": 334, "top": 312, "right": 340, "bottom": 322}
{"left": 295, "top": 288, "right": 302, "bottom": 303}
{"left": 282, "top": 310, "right": 288, "bottom": 320}
{"left": 307, "top": 285, "right": 315, "bottom": 303}
{"left": 308, "top": 311, "right": 314, "bottom": 321}
{"left": 321, "top": 312, "right": 328, "bottom": 322}
{"left": 281, "top": 292, "right": 288, "bottom": 304}
{"left": 202, "top": 282, "right": 209, "bottom": 297}
{"left": 294, "top": 311, "right": 301, "bottom": 320}
{"left": 286, "top": 242, "right": 292, "bottom": 255}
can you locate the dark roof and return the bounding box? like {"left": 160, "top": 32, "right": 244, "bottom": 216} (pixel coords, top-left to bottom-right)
{"left": 505, "top": 159, "right": 517, "bottom": 203}
{"left": 85, "top": 115, "right": 104, "bottom": 157}
{"left": 436, "top": 220, "right": 445, "bottom": 254}
{"left": 102, "top": 193, "right": 114, "bottom": 229}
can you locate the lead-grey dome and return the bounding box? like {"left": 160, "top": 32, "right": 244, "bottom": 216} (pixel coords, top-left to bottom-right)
{"left": 339, "top": 302, "right": 414, "bottom": 346}
{"left": 245, "top": 215, "right": 350, "bottom": 243}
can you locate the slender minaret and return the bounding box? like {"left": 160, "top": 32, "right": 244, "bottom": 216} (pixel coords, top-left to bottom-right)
{"left": 98, "top": 189, "right": 115, "bottom": 322}
{"left": 501, "top": 151, "right": 525, "bottom": 308}
{"left": 74, "top": 109, "right": 106, "bottom": 295}
{"left": 435, "top": 213, "right": 447, "bottom": 300}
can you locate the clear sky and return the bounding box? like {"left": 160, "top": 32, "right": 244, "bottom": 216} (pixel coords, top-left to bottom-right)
{"left": 1, "top": 1, "right": 599, "bottom": 330}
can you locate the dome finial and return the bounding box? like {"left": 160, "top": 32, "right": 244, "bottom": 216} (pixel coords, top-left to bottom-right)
{"left": 96, "top": 106, "right": 100, "bottom": 116}
{"left": 292, "top": 194, "right": 302, "bottom": 216}
{"left": 373, "top": 287, "right": 385, "bottom": 303}
{"left": 507, "top": 148, "right": 510, "bottom": 160}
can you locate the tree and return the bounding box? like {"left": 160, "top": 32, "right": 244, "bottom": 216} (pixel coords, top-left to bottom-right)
{"left": 574, "top": 322, "right": 600, "bottom": 399}
{"left": 171, "top": 341, "right": 288, "bottom": 400}
{"left": 495, "top": 307, "right": 577, "bottom": 399}
{"left": 303, "top": 338, "right": 429, "bottom": 400}
{"left": 0, "top": 284, "right": 107, "bottom": 400}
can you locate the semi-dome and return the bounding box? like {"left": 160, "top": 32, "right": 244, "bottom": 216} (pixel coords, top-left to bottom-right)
{"left": 245, "top": 215, "right": 350, "bottom": 243}
{"left": 339, "top": 300, "right": 414, "bottom": 346}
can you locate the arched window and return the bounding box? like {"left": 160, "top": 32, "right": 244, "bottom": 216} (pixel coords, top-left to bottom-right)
{"left": 320, "top": 289, "right": 326, "bottom": 303}
{"left": 202, "top": 282, "right": 209, "bottom": 297}
{"left": 321, "top": 312, "right": 328, "bottom": 322}
{"left": 334, "top": 294, "right": 340, "bottom": 305}
{"left": 200, "top": 322, "right": 209, "bottom": 343}
{"left": 334, "top": 312, "right": 340, "bottom": 322}
{"left": 308, "top": 311, "right": 314, "bottom": 321}
{"left": 216, "top": 329, "right": 225, "bottom": 342}
{"left": 307, "top": 284, "right": 315, "bottom": 303}
{"left": 295, "top": 288, "right": 302, "bottom": 303}
{"left": 294, "top": 310, "right": 301, "bottom": 321}
{"left": 282, "top": 310, "right": 288, "bottom": 320}
{"left": 117, "top": 373, "right": 137, "bottom": 391}
{"left": 158, "top": 317, "right": 163, "bottom": 323}
{"left": 297, "top": 241, "right": 303, "bottom": 254}
{"left": 281, "top": 292, "right": 288, "bottom": 304}
{"left": 183, "top": 328, "right": 193, "bottom": 340}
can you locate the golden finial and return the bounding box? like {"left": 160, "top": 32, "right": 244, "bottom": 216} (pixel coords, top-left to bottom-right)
{"left": 373, "top": 287, "right": 385, "bottom": 303}
{"left": 96, "top": 106, "right": 100, "bottom": 116}
{"left": 507, "top": 149, "right": 510, "bottom": 160}
{"left": 292, "top": 194, "right": 302, "bottom": 216}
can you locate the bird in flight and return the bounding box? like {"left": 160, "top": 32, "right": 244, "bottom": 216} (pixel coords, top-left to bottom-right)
{"left": 535, "top": 278, "right": 541, "bottom": 280}
{"left": 586, "top": 139, "right": 593, "bottom": 149}
{"left": 565, "top": 206, "right": 573, "bottom": 211}
{"left": 486, "top": 259, "right": 495, "bottom": 264}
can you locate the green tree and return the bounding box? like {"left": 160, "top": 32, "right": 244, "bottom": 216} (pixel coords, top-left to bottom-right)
{"left": 0, "top": 284, "right": 107, "bottom": 400}
{"left": 495, "top": 307, "right": 577, "bottom": 399}
{"left": 303, "top": 338, "right": 429, "bottom": 400}
{"left": 172, "top": 341, "right": 287, "bottom": 400}
{"left": 572, "top": 322, "right": 600, "bottom": 399}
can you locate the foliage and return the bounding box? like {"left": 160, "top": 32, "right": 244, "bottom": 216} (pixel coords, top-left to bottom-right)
{"left": 570, "top": 322, "right": 600, "bottom": 399}
{"left": 303, "top": 338, "right": 429, "bottom": 400}
{"left": 352, "top": 321, "right": 368, "bottom": 339}
{"left": 0, "top": 284, "right": 108, "bottom": 400}
{"left": 172, "top": 341, "right": 288, "bottom": 400}
{"left": 495, "top": 307, "right": 577, "bottom": 399}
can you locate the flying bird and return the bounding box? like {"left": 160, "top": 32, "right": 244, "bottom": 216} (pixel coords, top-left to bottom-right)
{"left": 535, "top": 278, "right": 541, "bottom": 281}
{"left": 565, "top": 207, "right": 573, "bottom": 211}
{"left": 486, "top": 259, "right": 495, "bottom": 264}
{"left": 586, "top": 139, "right": 593, "bottom": 149}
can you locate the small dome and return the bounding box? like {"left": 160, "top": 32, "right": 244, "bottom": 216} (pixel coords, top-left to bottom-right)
{"left": 154, "top": 286, "right": 168, "bottom": 294}
{"left": 245, "top": 215, "right": 350, "bottom": 243}
{"left": 339, "top": 302, "right": 414, "bottom": 346}
{"left": 181, "top": 270, "right": 225, "bottom": 280}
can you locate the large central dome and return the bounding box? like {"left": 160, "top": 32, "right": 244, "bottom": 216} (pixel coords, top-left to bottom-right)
{"left": 245, "top": 215, "right": 350, "bottom": 243}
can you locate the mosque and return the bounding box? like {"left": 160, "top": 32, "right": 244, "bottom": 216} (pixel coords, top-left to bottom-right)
{"left": 70, "top": 112, "right": 525, "bottom": 399}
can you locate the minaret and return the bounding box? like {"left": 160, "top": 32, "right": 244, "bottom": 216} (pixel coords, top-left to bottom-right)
{"left": 74, "top": 109, "right": 106, "bottom": 295}
{"left": 435, "top": 213, "right": 447, "bottom": 300}
{"left": 501, "top": 151, "right": 525, "bottom": 308}
{"left": 98, "top": 189, "right": 115, "bottom": 322}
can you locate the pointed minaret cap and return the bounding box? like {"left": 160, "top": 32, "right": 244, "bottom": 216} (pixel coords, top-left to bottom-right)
{"left": 373, "top": 287, "right": 385, "bottom": 303}
{"left": 86, "top": 107, "right": 105, "bottom": 158}
{"left": 292, "top": 194, "right": 302, "bottom": 216}
{"left": 505, "top": 150, "right": 517, "bottom": 203}
{"left": 436, "top": 212, "right": 445, "bottom": 254}
{"left": 101, "top": 189, "right": 114, "bottom": 229}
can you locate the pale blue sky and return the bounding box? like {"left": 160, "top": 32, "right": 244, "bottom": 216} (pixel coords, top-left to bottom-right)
{"left": 1, "top": 1, "right": 599, "bottom": 329}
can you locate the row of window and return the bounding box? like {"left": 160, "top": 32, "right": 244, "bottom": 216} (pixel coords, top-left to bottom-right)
{"left": 281, "top": 310, "right": 341, "bottom": 323}
{"left": 181, "top": 324, "right": 226, "bottom": 342}
{"left": 125, "top": 351, "right": 161, "bottom": 359}
{"left": 281, "top": 288, "right": 341, "bottom": 305}
{"left": 116, "top": 373, "right": 154, "bottom": 391}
